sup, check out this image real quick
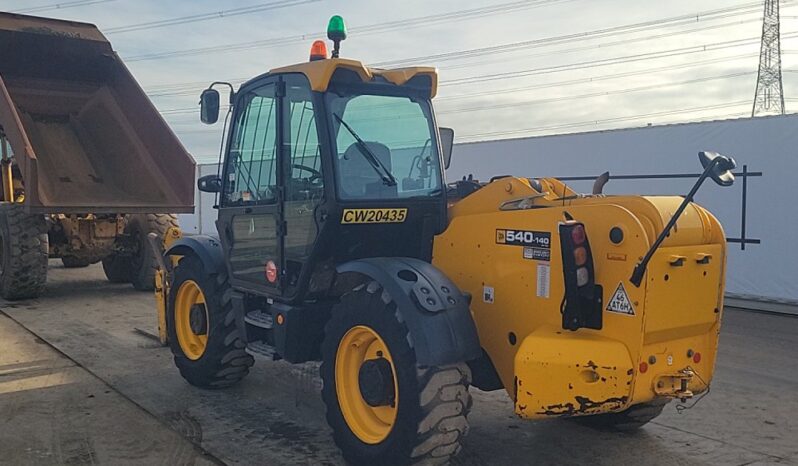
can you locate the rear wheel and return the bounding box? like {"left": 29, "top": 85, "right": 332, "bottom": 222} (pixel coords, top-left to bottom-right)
{"left": 61, "top": 256, "right": 91, "bottom": 268}
{"left": 102, "top": 254, "right": 133, "bottom": 283}
{"left": 574, "top": 399, "right": 669, "bottom": 431}
{"left": 321, "top": 281, "right": 472, "bottom": 465}
{"left": 127, "top": 213, "right": 178, "bottom": 291}
{"left": 0, "top": 204, "right": 48, "bottom": 300}
{"left": 167, "top": 255, "right": 253, "bottom": 388}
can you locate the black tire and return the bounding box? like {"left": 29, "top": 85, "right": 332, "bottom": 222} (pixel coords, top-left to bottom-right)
{"left": 167, "top": 254, "right": 253, "bottom": 389}
{"left": 321, "top": 281, "right": 472, "bottom": 465}
{"left": 0, "top": 204, "right": 48, "bottom": 300}
{"left": 573, "top": 399, "right": 669, "bottom": 432}
{"left": 61, "top": 256, "right": 91, "bottom": 268}
{"left": 127, "top": 213, "right": 178, "bottom": 291}
{"left": 101, "top": 254, "right": 133, "bottom": 283}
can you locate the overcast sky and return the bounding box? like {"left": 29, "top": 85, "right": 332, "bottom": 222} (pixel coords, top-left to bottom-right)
{"left": 2, "top": 0, "right": 796, "bottom": 163}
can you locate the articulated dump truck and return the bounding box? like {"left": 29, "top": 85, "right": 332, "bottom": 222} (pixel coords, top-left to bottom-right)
{"left": 0, "top": 12, "right": 194, "bottom": 299}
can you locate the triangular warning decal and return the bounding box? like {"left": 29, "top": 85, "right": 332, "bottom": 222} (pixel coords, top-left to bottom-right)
{"left": 607, "top": 282, "right": 635, "bottom": 315}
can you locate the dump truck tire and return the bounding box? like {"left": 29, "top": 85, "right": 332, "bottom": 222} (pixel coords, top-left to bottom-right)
{"left": 128, "top": 213, "right": 178, "bottom": 291}
{"left": 574, "top": 399, "right": 669, "bottom": 431}
{"left": 320, "top": 281, "right": 472, "bottom": 465}
{"left": 167, "top": 254, "right": 254, "bottom": 389}
{"left": 102, "top": 254, "right": 133, "bottom": 283}
{"left": 0, "top": 204, "right": 48, "bottom": 300}
{"left": 61, "top": 257, "right": 91, "bottom": 268}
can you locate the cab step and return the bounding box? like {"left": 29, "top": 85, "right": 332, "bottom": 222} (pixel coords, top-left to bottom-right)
{"left": 244, "top": 310, "right": 273, "bottom": 329}
{"left": 246, "top": 340, "right": 280, "bottom": 360}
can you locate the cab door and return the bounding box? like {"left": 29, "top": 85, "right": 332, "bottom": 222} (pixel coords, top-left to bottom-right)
{"left": 281, "top": 74, "right": 326, "bottom": 296}
{"left": 218, "top": 78, "right": 284, "bottom": 293}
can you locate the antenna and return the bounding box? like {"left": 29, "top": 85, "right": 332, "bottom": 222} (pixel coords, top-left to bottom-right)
{"left": 752, "top": 0, "right": 786, "bottom": 117}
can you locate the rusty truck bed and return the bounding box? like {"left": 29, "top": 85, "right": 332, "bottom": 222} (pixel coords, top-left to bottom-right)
{"left": 0, "top": 12, "right": 194, "bottom": 213}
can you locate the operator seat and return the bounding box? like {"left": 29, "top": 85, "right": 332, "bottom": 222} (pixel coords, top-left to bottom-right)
{"left": 339, "top": 142, "right": 397, "bottom": 198}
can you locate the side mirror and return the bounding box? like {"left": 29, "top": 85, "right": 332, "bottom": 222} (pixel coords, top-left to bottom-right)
{"left": 198, "top": 174, "right": 222, "bottom": 193}
{"left": 699, "top": 151, "right": 737, "bottom": 187}
{"left": 439, "top": 127, "right": 454, "bottom": 169}
{"left": 200, "top": 89, "right": 220, "bottom": 124}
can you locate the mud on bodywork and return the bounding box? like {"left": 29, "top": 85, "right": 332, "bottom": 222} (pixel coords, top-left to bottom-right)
{"left": 512, "top": 331, "right": 636, "bottom": 420}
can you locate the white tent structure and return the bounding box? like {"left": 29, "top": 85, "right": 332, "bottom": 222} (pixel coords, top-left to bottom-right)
{"left": 180, "top": 114, "right": 797, "bottom": 313}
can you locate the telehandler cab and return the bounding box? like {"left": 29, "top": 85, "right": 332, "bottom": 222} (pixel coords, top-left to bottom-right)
{"left": 156, "top": 16, "right": 735, "bottom": 465}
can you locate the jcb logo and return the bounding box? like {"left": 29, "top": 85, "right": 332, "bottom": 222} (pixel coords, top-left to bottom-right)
{"left": 496, "top": 229, "right": 507, "bottom": 243}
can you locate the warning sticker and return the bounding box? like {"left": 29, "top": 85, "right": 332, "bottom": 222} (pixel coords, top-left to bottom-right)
{"left": 607, "top": 282, "right": 635, "bottom": 315}
{"left": 483, "top": 286, "right": 495, "bottom": 304}
{"left": 536, "top": 263, "right": 550, "bottom": 298}
{"left": 524, "top": 246, "right": 551, "bottom": 262}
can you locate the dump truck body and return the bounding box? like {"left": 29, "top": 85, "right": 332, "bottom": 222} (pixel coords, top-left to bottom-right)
{"left": 433, "top": 177, "right": 725, "bottom": 418}
{"left": 0, "top": 12, "right": 194, "bottom": 213}
{"left": 0, "top": 12, "right": 193, "bottom": 299}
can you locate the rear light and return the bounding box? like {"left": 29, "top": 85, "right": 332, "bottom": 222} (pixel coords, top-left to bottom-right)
{"left": 693, "top": 352, "right": 702, "bottom": 364}
{"left": 576, "top": 267, "right": 589, "bottom": 287}
{"left": 639, "top": 362, "right": 648, "bottom": 373}
{"left": 559, "top": 221, "right": 602, "bottom": 331}
{"left": 573, "top": 246, "right": 587, "bottom": 266}
{"left": 571, "top": 224, "right": 586, "bottom": 244}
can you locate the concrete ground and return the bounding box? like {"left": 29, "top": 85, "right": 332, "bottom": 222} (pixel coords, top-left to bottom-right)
{"left": 1, "top": 261, "right": 796, "bottom": 466}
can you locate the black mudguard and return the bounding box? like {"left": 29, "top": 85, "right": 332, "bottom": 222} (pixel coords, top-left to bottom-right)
{"left": 337, "top": 257, "right": 481, "bottom": 367}
{"left": 164, "top": 235, "right": 225, "bottom": 273}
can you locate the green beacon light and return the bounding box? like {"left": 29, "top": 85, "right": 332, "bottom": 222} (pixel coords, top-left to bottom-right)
{"left": 327, "top": 15, "right": 347, "bottom": 58}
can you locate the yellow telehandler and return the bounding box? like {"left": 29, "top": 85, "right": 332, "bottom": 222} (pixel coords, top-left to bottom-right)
{"left": 155, "top": 16, "right": 733, "bottom": 465}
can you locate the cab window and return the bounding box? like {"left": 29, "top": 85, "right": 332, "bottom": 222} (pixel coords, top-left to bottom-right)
{"left": 223, "top": 84, "right": 278, "bottom": 206}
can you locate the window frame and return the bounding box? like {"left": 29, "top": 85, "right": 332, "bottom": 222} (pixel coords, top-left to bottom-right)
{"left": 322, "top": 82, "right": 445, "bottom": 204}
{"left": 221, "top": 80, "right": 280, "bottom": 207}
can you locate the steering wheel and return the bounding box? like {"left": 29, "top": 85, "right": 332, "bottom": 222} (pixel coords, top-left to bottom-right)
{"left": 292, "top": 164, "right": 322, "bottom": 184}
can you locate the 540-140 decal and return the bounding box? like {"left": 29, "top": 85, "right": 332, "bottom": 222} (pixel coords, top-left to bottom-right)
{"left": 496, "top": 228, "right": 552, "bottom": 261}
{"left": 341, "top": 208, "right": 408, "bottom": 224}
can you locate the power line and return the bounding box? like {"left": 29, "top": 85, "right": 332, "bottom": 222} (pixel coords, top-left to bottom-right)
{"left": 143, "top": 18, "right": 774, "bottom": 100}
{"left": 12, "top": 0, "right": 116, "bottom": 14}
{"left": 123, "top": 0, "right": 575, "bottom": 60}
{"left": 438, "top": 72, "right": 755, "bottom": 115}
{"left": 156, "top": 50, "right": 761, "bottom": 117}
{"left": 456, "top": 101, "right": 750, "bottom": 141}
{"left": 440, "top": 33, "right": 798, "bottom": 88}
{"left": 372, "top": 2, "right": 776, "bottom": 69}
{"left": 104, "top": 0, "right": 319, "bottom": 35}
{"left": 436, "top": 53, "right": 758, "bottom": 101}
{"left": 137, "top": 1, "right": 785, "bottom": 93}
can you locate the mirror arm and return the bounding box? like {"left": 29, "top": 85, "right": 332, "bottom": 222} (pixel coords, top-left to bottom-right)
{"left": 208, "top": 81, "right": 235, "bottom": 104}
{"left": 629, "top": 158, "right": 720, "bottom": 287}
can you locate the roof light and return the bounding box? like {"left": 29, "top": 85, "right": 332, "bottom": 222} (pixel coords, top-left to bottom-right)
{"left": 327, "top": 15, "right": 347, "bottom": 58}
{"left": 309, "top": 40, "right": 328, "bottom": 61}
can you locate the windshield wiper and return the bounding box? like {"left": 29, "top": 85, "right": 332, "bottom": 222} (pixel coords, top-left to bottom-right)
{"left": 333, "top": 113, "right": 397, "bottom": 187}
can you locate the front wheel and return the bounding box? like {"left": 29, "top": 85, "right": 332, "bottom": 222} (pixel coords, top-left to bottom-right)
{"left": 166, "top": 255, "right": 253, "bottom": 388}
{"left": 320, "top": 281, "right": 472, "bottom": 465}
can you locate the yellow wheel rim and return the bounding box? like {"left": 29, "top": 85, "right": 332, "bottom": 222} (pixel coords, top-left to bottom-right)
{"left": 335, "top": 325, "right": 398, "bottom": 444}
{"left": 174, "top": 280, "right": 208, "bottom": 360}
